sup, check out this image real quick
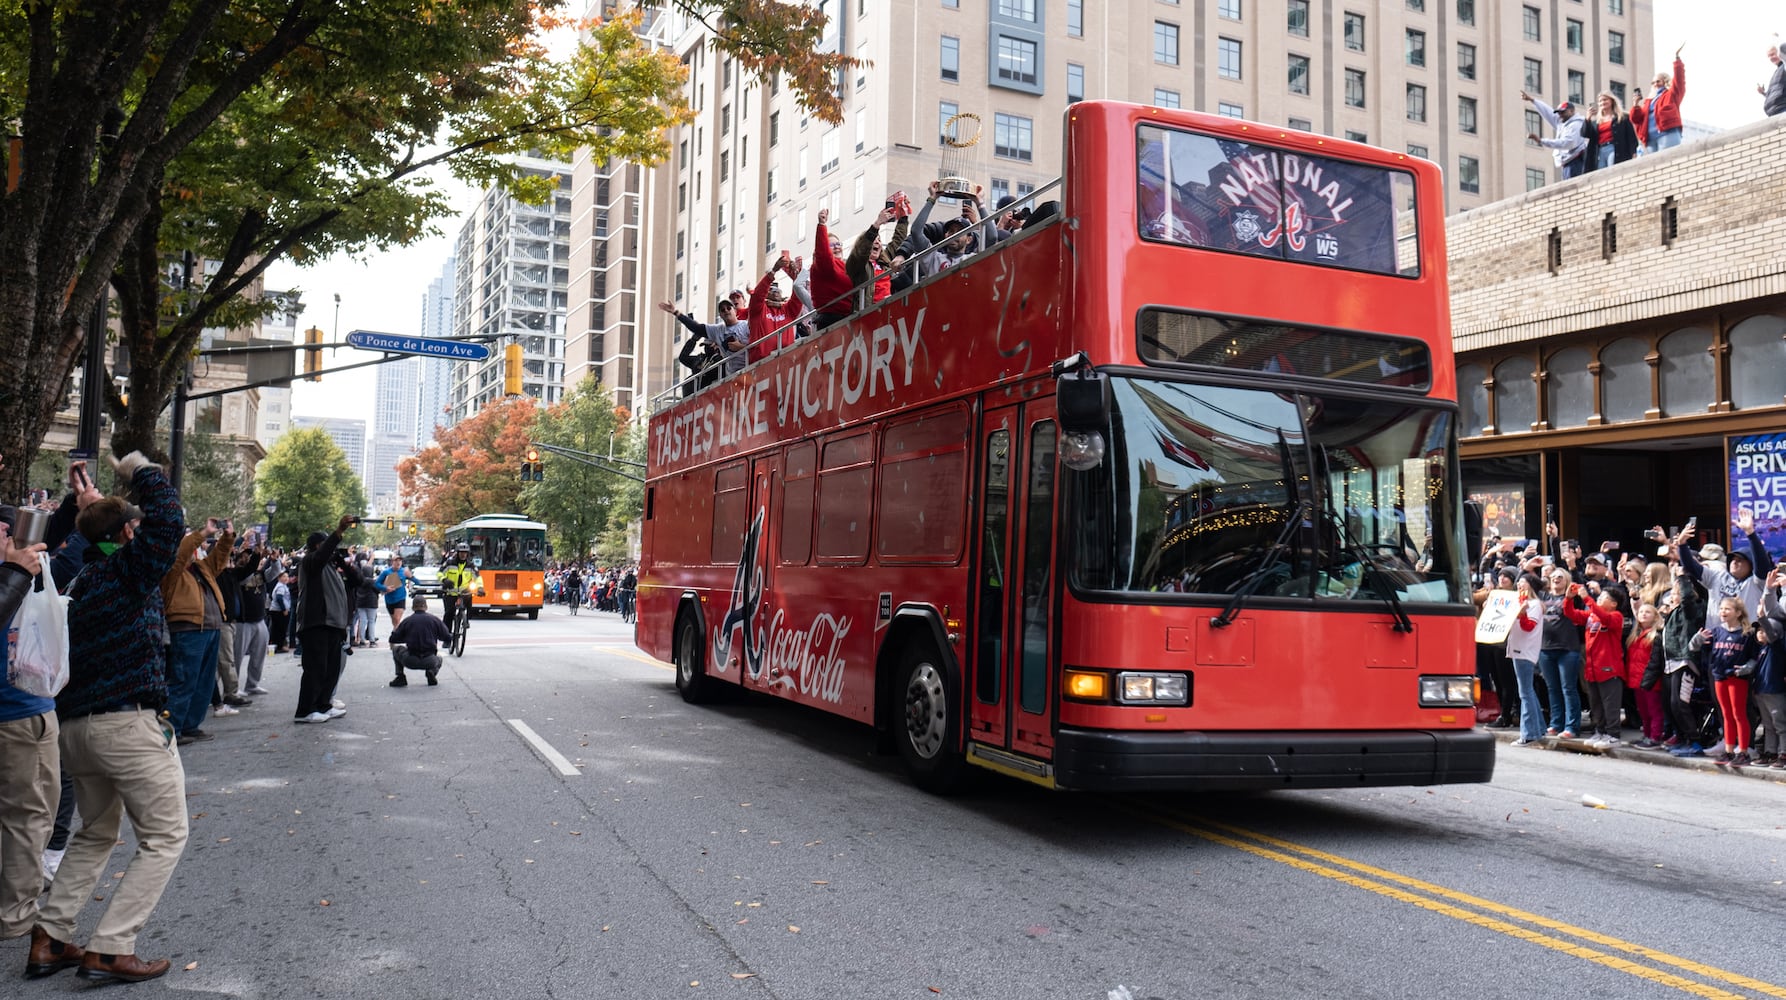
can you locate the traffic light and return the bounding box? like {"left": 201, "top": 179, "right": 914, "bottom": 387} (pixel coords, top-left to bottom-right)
{"left": 385, "top": 516, "right": 396, "bottom": 530}
{"left": 303, "top": 327, "right": 324, "bottom": 381}
{"left": 520, "top": 447, "right": 544, "bottom": 482}
{"left": 407, "top": 523, "right": 418, "bottom": 536}
{"left": 503, "top": 342, "right": 522, "bottom": 396}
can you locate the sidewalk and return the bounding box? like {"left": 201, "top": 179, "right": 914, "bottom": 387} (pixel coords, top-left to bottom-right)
{"left": 1487, "top": 725, "right": 1786, "bottom": 784}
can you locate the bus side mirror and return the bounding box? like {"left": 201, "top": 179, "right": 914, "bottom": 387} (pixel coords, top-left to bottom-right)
{"left": 1462, "top": 499, "right": 1484, "bottom": 566}
{"left": 1056, "top": 369, "right": 1110, "bottom": 471}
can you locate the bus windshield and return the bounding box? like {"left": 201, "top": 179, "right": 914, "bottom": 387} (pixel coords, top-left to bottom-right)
{"left": 1136, "top": 123, "right": 1420, "bottom": 277}
{"left": 463, "top": 528, "right": 546, "bottom": 571}
{"left": 1069, "top": 377, "right": 1469, "bottom": 606}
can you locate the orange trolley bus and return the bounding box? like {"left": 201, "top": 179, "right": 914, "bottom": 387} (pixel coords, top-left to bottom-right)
{"left": 638, "top": 102, "right": 1494, "bottom": 792}
{"left": 444, "top": 514, "right": 547, "bottom": 619}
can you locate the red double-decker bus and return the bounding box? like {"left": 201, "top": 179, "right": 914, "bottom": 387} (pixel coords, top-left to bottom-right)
{"left": 638, "top": 102, "right": 1494, "bottom": 792}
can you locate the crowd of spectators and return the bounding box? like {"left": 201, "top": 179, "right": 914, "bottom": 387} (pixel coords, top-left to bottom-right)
{"left": 545, "top": 562, "right": 636, "bottom": 622}
{"left": 664, "top": 181, "right": 1056, "bottom": 396}
{"left": 1476, "top": 508, "right": 1784, "bottom": 769}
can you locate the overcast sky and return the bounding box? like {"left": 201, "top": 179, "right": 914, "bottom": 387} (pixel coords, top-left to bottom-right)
{"left": 263, "top": 0, "right": 1782, "bottom": 432}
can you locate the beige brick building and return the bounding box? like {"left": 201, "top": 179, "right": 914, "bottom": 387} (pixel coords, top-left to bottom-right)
{"left": 1447, "top": 116, "right": 1786, "bottom": 551}
{"left": 567, "top": 0, "right": 1653, "bottom": 418}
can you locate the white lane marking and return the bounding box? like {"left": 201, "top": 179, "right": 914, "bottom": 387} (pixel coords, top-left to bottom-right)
{"left": 506, "top": 720, "right": 582, "bottom": 777}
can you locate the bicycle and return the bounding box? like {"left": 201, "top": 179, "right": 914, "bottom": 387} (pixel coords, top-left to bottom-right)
{"left": 448, "top": 593, "right": 471, "bottom": 657}
{"left": 568, "top": 585, "right": 582, "bottom": 616}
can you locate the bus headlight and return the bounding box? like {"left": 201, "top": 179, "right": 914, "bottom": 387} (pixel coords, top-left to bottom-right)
{"left": 1063, "top": 669, "right": 1109, "bottom": 701}
{"left": 1418, "top": 676, "right": 1475, "bottom": 707}
{"left": 1059, "top": 431, "right": 1106, "bottom": 471}
{"left": 500, "top": 591, "right": 513, "bottom": 601}
{"left": 1116, "top": 672, "right": 1189, "bottom": 705}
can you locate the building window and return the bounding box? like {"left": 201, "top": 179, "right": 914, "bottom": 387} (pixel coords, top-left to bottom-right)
{"left": 1607, "top": 0, "right": 1623, "bottom": 14}
{"left": 1567, "top": 19, "right": 1583, "bottom": 53}
{"left": 1290, "top": 117, "right": 1313, "bottom": 131}
{"left": 1344, "top": 12, "right": 1365, "bottom": 52}
{"left": 1457, "top": 43, "right": 1476, "bottom": 80}
{"left": 1407, "top": 0, "right": 1424, "bottom": 9}
{"left": 1610, "top": 80, "right": 1626, "bottom": 103}
{"left": 1525, "top": 109, "right": 1543, "bottom": 144}
{"left": 854, "top": 174, "right": 865, "bottom": 212}
{"left": 1066, "top": 62, "right": 1085, "bottom": 102}
{"left": 1217, "top": 102, "right": 1244, "bottom": 118}
{"left": 721, "top": 103, "right": 731, "bottom": 136}
{"left": 1218, "top": 0, "right": 1241, "bottom": 18}
{"left": 1568, "top": 70, "right": 1585, "bottom": 104}
{"left": 1345, "top": 130, "right": 1368, "bottom": 143}
{"left": 1288, "top": 0, "right": 1309, "bottom": 36}
{"left": 1406, "top": 29, "right": 1426, "bottom": 67}
{"left": 996, "top": 0, "right": 1036, "bottom": 21}
{"left": 766, "top": 168, "right": 777, "bottom": 202}
{"left": 1524, "top": 58, "right": 1542, "bottom": 92}
{"left": 798, "top": 144, "right": 809, "bottom": 186}
{"left": 942, "top": 0, "right": 957, "bottom": 6}
{"left": 994, "top": 112, "right": 1033, "bottom": 161}
{"left": 821, "top": 130, "right": 839, "bottom": 173}
{"left": 1526, "top": 167, "right": 1546, "bottom": 191}
{"left": 1408, "top": 143, "right": 1429, "bottom": 159}
{"left": 1608, "top": 31, "right": 1625, "bottom": 65}
{"left": 1407, "top": 84, "right": 1427, "bottom": 123}
{"left": 718, "top": 150, "right": 729, "bottom": 181}
{"left": 854, "top": 109, "right": 866, "bottom": 152}
{"left": 939, "top": 101, "right": 958, "bottom": 145}
{"left": 996, "top": 35, "right": 1039, "bottom": 86}
{"left": 676, "top": 230, "right": 686, "bottom": 258}
{"left": 1154, "top": 22, "right": 1179, "bottom": 65}
{"left": 1067, "top": 0, "right": 1083, "bottom": 36}
{"left": 1458, "top": 96, "right": 1477, "bottom": 133}
{"left": 1154, "top": 88, "right": 1181, "bottom": 109}
{"left": 990, "top": 178, "right": 1010, "bottom": 205}
{"left": 1288, "top": 54, "right": 1311, "bottom": 94}
{"left": 940, "top": 36, "right": 959, "bottom": 81}
{"left": 1456, "top": 0, "right": 1474, "bottom": 25}
{"left": 1522, "top": 6, "right": 1541, "bottom": 41}
{"left": 1458, "top": 155, "right": 1480, "bottom": 194}
{"left": 1345, "top": 68, "right": 1366, "bottom": 107}
{"left": 1217, "top": 37, "right": 1242, "bottom": 79}
{"left": 769, "top": 112, "right": 780, "bottom": 147}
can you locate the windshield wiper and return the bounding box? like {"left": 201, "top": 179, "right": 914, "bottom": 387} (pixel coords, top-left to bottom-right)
{"left": 1211, "top": 498, "right": 1309, "bottom": 629}
{"left": 1317, "top": 447, "right": 1414, "bottom": 633}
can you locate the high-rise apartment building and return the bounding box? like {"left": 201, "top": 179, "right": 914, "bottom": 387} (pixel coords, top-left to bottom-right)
{"left": 450, "top": 156, "right": 573, "bottom": 424}
{"left": 292, "top": 415, "right": 367, "bottom": 490}
{"left": 368, "top": 353, "right": 418, "bottom": 511}
{"left": 417, "top": 257, "right": 456, "bottom": 446}
{"left": 567, "top": 0, "right": 1652, "bottom": 416}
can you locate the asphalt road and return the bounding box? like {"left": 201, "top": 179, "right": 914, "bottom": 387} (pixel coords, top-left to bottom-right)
{"left": 6, "top": 607, "right": 1783, "bottom": 999}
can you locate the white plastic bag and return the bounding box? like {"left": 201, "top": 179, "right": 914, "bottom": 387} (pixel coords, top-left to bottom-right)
{"left": 7, "top": 553, "right": 70, "bottom": 697}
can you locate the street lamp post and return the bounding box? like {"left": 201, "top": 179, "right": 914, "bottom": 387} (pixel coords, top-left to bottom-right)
{"left": 265, "top": 500, "right": 278, "bottom": 547}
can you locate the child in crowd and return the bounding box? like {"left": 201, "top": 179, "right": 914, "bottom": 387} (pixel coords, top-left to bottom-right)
{"left": 1626, "top": 604, "right": 1665, "bottom": 749}
{"left": 1580, "top": 584, "right": 1628, "bottom": 746}
{"left": 1751, "top": 614, "right": 1785, "bottom": 768}
{"left": 1689, "top": 596, "right": 1761, "bottom": 767}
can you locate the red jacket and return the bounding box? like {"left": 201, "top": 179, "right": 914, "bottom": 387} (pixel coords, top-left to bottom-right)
{"left": 1637, "top": 59, "right": 1686, "bottom": 141}
{"left": 810, "top": 223, "right": 851, "bottom": 317}
{"left": 1624, "top": 631, "right": 1654, "bottom": 689}
{"left": 747, "top": 271, "right": 800, "bottom": 364}
{"left": 1582, "top": 602, "right": 1626, "bottom": 683}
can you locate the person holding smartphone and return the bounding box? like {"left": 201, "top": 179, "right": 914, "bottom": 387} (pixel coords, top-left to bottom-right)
{"left": 159, "top": 517, "right": 234, "bottom": 745}
{"left": 292, "top": 515, "right": 361, "bottom": 724}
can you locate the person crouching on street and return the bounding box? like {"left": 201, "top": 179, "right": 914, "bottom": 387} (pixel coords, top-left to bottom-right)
{"left": 28, "top": 452, "right": 187, "bottom": 984}
{"left": 388, "top": 597, "right": 452, "bottom": 687}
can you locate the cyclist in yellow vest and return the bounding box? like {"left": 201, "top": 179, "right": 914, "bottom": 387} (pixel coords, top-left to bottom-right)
{"left": 438, "top": 544, "right": 483, "bottom": 634}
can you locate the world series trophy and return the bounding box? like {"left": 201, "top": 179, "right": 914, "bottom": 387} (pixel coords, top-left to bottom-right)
{"left": 937, "top": 112, "right": 982, "bottom": 199}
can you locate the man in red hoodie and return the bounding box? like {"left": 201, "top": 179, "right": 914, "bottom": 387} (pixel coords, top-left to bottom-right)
{"left": 810, "top": 209, "right": 853, "bottom": 331}
{"left": 1634, "top": 45, "right": 1686, "bottom": 152}
{"left": 747, "top": 253, "right": 804, "bottom": 364}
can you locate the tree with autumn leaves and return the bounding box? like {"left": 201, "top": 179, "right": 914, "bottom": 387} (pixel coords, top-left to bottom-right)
{"left": 0, "top": 0, "right": 862, "bottom": 492}
{"left": 396, "top": 397, "right": 538, "bottom": 538}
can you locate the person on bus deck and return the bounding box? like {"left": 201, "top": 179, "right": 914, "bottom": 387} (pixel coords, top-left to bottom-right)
{"left": 845, "top": 193, "right": 913, "bottom": 308}
{"left": 676, "top": 322, "right": 721, "bottom": 395}
{"left": 810, "top": 208, "right": 854, "bottom": 330}
{"left": 658, "top": 299, "right": 746, "bottom": 378}
{"left": 1521, "top": 90, "right": 1588, "bottom": 180}
{"left": 908, "top": 181, "right": 996, "bottom": 280}
{"left": 748, "top": 252, "right": 806, "bottom": 363}
{"left": 1634, "top": 47, "right": 1687, "bottom": 152}
{"left": 1588, "top": 92, "right": 1640, "bottom": 170}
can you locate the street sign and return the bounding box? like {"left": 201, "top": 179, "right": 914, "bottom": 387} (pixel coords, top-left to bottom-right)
{"left": 345, "top": 331, "right": 491, "bottom": 361}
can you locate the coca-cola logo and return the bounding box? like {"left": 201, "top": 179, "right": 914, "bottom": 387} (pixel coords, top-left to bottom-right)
{"left": 710, "top": 506, "right": 852, "bottom": 705}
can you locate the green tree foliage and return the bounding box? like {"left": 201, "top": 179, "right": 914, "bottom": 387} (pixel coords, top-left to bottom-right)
{"left": 0, "top": 0, "right": 855, "bottom": 487}
{"left": 521, "top": 377, "right": 641, "bottom": 560}
{"left": 253, "top": 428, "right": 368, "bottom": 549}
{"left": 178, "top": 430, "right": 252, "bottom": 528}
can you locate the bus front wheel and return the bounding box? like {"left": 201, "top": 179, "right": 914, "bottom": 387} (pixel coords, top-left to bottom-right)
{"left": 674, "top": 613, "right": 719, "bottom": 704}
{"left": 895, "top": 643, "right": 964, "bottom": 793}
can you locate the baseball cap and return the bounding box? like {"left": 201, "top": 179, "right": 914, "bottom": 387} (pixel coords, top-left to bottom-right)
{"left": 75, "top": 496, "right": 145, "bottom": 543}
{"left": 1698, "top": 543, "right": 1727, "bottom": 561}
{"left": 1556, "top": 101, "right": 1574, "bottom": 115}
{"left": 1585, "top": 552, "right": 1607, "bottom": 565}
{"left": 995, "top": 195, "right": 1018, "bottom": 210}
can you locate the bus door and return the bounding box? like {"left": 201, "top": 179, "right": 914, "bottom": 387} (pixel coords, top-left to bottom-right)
{"left": 740, "top": 454, "right": 780, "bottom": 694}
{"left": 969, "top": 399, "right": 1059, "bottom": 760}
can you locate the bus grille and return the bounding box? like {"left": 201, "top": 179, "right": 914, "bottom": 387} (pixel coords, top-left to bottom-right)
{"left": 495, "top": 573, "right": 518, "bottom": 591}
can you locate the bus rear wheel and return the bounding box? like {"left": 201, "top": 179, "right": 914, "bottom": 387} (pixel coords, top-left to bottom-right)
{"left": 895, "top": 643, "right": 964, "bottom": 793}
{"left": 674, "top": 613, "right": 719, "bottom": 704}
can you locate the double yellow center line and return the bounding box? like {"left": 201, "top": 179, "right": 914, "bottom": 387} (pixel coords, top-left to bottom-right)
{"left": 1127, "top": 804, "right": 1784, "bottom": 1000}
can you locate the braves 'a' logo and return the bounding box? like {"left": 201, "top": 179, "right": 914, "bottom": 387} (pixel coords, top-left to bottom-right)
{"left": 712, "top": 508, "right": 766, "bottom": 677}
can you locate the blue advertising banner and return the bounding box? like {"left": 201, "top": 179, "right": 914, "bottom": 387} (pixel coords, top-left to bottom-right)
{"left": 1728, "top": 432, "right": 1786, "bottom": 567}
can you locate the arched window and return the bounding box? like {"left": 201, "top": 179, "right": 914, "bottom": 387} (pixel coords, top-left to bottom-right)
{"left": 1599, "top": 338, "right": 1651, "bottom": 423}
{"left": 1457, "top": 363, "right": 1488, "bottom": 437}
{"left": 1546, "top": 346, "right": 1593, "bottom": 428}
{"left": 1657, "top": 327, "right": 1714, "bottom": 417}
{"left": 1726, "top": 313, "right": 1786, "bottom": 410}
{"left": 1493, "top": 356, "right": 1536, "bottom": 433}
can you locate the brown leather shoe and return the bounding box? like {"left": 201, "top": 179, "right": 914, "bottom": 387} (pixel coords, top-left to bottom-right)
{"left": 76, "top": 951, "right": 170, "bottom": 983}
{"left": 24, "top": 926, "right": 85, "bottom": 978}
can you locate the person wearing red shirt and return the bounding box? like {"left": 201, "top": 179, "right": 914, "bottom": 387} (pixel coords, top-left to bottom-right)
{"left": 1581, "top": 586, "right": 1627, "bottom": 746}
{"left": 1625, "top": 603, "right": 1665, "bottom": 748}
{"left": 1635, "top": 47, "right": 1686, "bottom": 152}
{"left": 810, "top": 209, "right": 853, "bottom": 331}
{"left": 747, "top": 253, "right": 804, "bottom": 364}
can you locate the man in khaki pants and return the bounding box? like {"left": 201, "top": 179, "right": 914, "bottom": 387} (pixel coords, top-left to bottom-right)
{"left": 0, "top": 518, "right": 51, "bottom": 943}
{"left": 26, "top": 453, "right": 188, "bottom": 984}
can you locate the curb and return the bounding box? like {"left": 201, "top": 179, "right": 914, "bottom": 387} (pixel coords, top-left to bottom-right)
{"left": 1487, "top": 727, "right": 1786, "bottom": 784}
